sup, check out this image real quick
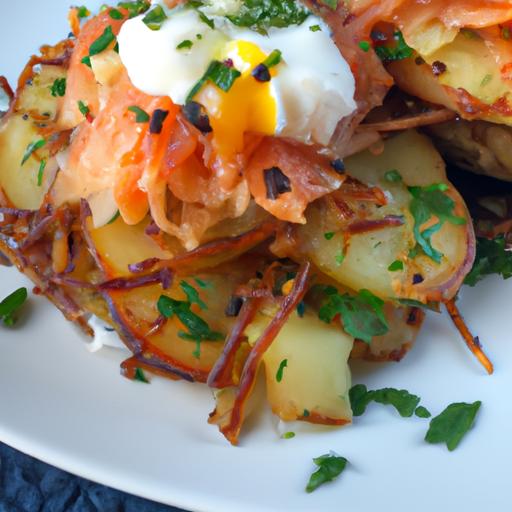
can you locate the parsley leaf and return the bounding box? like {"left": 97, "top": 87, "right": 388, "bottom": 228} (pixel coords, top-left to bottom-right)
{"left": 37, "top": 159, "right": 47, "bottom": 187}
{"left": 117, "top": 1, "right": 150, "bottom": 18}
{"left": 306, "top": 453, "right": 348, "bottom": 493}
{"left": 127, "top": 105, "right": 150, "bottom": 123}
{"left": 134, "top": 367, "right": 149, "bottom": 383}
{"left": 415, "top": 406, "right": 432, "bottom": 418}
{"left": 375, "top": 31, "right": 413, "bottom": 62}
{"left": 50, "top": 77, "right": 67, "bottom": 97}
{"left": 408, "top": 184, "right": 466, "bottom": 263}
{"left": 226, "top": 0, "right": 310, "bottom": 35}
{"left": 180, "top": 280, "right": 207, "bottom": 310}
{"left": 425, "top": 401, "right": 481, "bottom": 451}
{"left": 21, "top": 139, "right": 46, "bottom": 166}
{"left": 187, "top": 60, "right": 241, "bottom": 102}
{"left": 349, "top": 384, "right": 421, "bottom": 418}
{"left": 276, "top": 359, "right": 288, "bottom": 382}
{"left": 319, "top": 288, "right": 388, "bottom": 343}
{"left": 0, "top": 287, "right": 28, "bottom": 326}
{"left": 177, "top": 39, "right": 194, "bottom": 50}
{"left": 89, "top": 25, "right": 116, "bottom": 57}
{"left": 157, "top": 294, "right": 224, "bottom": 359}
{"left": 388, "top": 260, "right": 404, "bottom": 272}
{"left": 142, "top": 5, "right": 168, "bottom": 30}
{"left": 464, "top": 236, "right": 512, "bottom": 286}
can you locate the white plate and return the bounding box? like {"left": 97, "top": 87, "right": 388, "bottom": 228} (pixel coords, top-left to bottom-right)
{"left": 1, "top": 3, "right": 512, "bottom": 511}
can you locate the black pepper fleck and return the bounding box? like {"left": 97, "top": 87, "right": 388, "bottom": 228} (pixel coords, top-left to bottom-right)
{"left": 225, "top": 296, "right": 244, "bottom": 317}
{"left": 182, "top": 101, "right": 212, "bottom": 134}
{"left": 412, "top": 273, "right": 424, "bottom": 285}
{"left": 252, "top": 63, "right": 271, "bottom": 82}
{"left": 149, "top": 109, "right": 169, "bottom": 134}
{"left": 264, "top": 167, "right": 292, "bottom": 200}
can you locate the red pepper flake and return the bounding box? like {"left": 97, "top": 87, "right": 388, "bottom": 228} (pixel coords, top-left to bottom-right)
{"left": 431, "top": 61, "right": 447, "bottom": 76}
{"left": 264, "top": 167, "right": 292, "bottom": 200}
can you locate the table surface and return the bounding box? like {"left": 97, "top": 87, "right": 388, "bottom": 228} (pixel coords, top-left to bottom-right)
{"left": 0, "top": 443, "right": 187, "bottom": 512}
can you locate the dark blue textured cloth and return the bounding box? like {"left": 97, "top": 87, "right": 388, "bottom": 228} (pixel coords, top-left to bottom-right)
{"left": 0, "top": 443, "right": 187, "bottom": 512}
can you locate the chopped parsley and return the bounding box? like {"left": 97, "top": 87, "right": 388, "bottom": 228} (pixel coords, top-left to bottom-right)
{"left": 276, "top": 359, "right": 288, "bottom": 382}
{"left": 324, "top": 232, "right": 335, "bottom": 241}
{"left": 309, "top": 24, "right": 321, "bottom": 32}
{"left": 109, "top": 8, "right": 124, "bottom": 19}
{"left": 143, "top": 5, "right": 168, "bottom": 30}
{"left": 415, "top": 406, "right": 432, "bottom": 419}
{"left": 198, "top": 11, "right": 215, "bottom": 29}
{"left": 282, "top": 431, "right": 295, "bottom": 439}
{"left": 263, "top": 49, "right": 282, "bottom": 68}
{"left": 408, "top": 183, "right": 466, "bottom": 263}
{"left": 319, "top": 287, "right": 389, "bottom": 343}
{"left": 375, "top": 31, "right": 413, "bottom": 62}
{"left": 465, "top": 235, "right": 512, "bottom": 286}
{"left": 358, "top": 40, "right": 371, "bottom": 52}
{"left": 78, "top": 100, "right": 91, "bottom": 118}
{"left": 76, "top": 5, "right": 91, "bottom": 18}
{"left": 50, "top": 77, "right": 67, "bottom": 97}
{"left": 177, "top": 39, "right": 193, "bottom": 50}
{"left": 117, "top": 1, "right": 150, "bottom": 18}
{"left": 225, "top": 0, "right": 310, "bottom": 35}
{"left": 82, "top": 25, "right": 116, "bottom": 67}
{"left": 306, "top": 453, "right": 348, "bottom": 493}
{"left": 134, "top": 367, "right": 149, "bottom": 383}
{"left": 481, "top": 74, "right": 493, "bottom": 87}
{"left": 384, "top": 169, "right": 402, "bottom": 183}
{"left": 349, "top": 384, "right": 421, "bottom": 418}
{"left": 335, "top": 251, "right": 345, "bottom": 266}
{"left": 0, "top": 287, "right": 28, "bottom": 327}
{"left": 388, "top": 260, "right": 404, "bottom": 272}
{"left": 21, "top": 139, "right": 46, "bottom": 166}
{"left": 187, "top": 60, "right": 241, "bottom": 102}
{"left": 127, "top": 105, "right": 150, "bottom": 123}
{"left": 157, "top": 283, "right": 224, "bottom": 359}
{"left": 37, "top": 159, "right": 47, "bottom": 187}
{"left": 425, "top": 401, "right": 481, "bottom": 451}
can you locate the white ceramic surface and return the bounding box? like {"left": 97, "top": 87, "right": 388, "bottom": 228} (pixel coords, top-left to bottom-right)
{"left": 1, "top": 3, "right": 512, "bottom": 511}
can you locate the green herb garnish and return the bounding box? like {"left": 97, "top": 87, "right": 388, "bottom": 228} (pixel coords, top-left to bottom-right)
{"left": 177, "top": 39, "right": 194, "bottom": 50}
{"left": 276, "top": 358, "right": 288, "bottom": 382}
{"left": 309, "top": 24, "right": 321, "bottom": 32}
{"left": 282, "top": 431, "right": 295, "bottom": 439}
{"left": 37, "top": 159, "right": 47, "bottom": 187}
{"left": 127, "top": 105, "right": 150, "bottom": 123}
{"left": 107, "top": 210, "right": 121, "bottom": 224}
{"left": 408, "top": 183, "right": 466, "bottom": 263}
{"left": 263, "top": 49, "right": 282, "bottom": 68}
{"left": 384, "top": 169, "right": 402, "bottom": 183}
{"left": 180, "top": 280, "right": 207, "bottom": 310}
{"left": 158, "top": 290, "right": 224, "bottom": 359}
{"left": 0, "top": 288, "right": 28, "bottom": 326}
{"left": 21, "top": 139, "right": 46, "bottom": 166}
{"left": 319, "top": 287, "right": 389, "bottom": 343}
{"left": 109, "top": 8, "right": 124, "bottom": 19}
{"left": 50, "top": 77, "right": 67, "bottom": 97}
{"left": 77, "top": 5, "right": 90, "bottom": 18}
{"left": 187, "top": 60, "right": 241, "bottom": 102}
{"left": 358, "top": 40, "right": 370, "bottom": 52}
{"left": 78, "top": 100, "right": 91, "bottom": 118}
{"left": 415, "top": 406, "right": 432, "bottom": 418}
{"left": 306, "top": 454, "right": 348, "bottom": 493}
{"left": 324, "top": 232, "right": 335, "bottom": 241}
{"left": 319, "top": 0, "right": 337, "bottom": 8}
{"left": 117, "top": 1, "right": 151, "bottom": 18}
{"left": 388, "top": 260, "right": 404, "bottom": 272}
{"left": 425, "top": 401, "right": 481, "bottom": 451}
{"left": 134, "top": 367, "right": 149, "bottom": 383}
{"left": 143, "top": 5, "right": 168, "bottom": 30}
{"left": 375, "top": 31, "right": 413, "bottom": 62}
{"left": 464, "top": 235, "right": 512, "bottom": 286}
{"left": 349, "top": 384, "right": 421, "bottom": 418}
{"left": 226, "top": 0, "right": 309, "bottom": 35}
{"left": 89, "top": 25, "right": 116, "bottom": 56}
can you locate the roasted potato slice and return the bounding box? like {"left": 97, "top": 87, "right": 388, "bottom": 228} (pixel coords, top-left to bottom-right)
{"left": 297, "top": 131, "right": 475, "bottom": 303}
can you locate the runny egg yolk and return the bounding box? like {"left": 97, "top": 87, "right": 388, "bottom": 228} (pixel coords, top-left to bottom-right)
{"left": 195, "top": 40, "right": 278, "bottom": 161}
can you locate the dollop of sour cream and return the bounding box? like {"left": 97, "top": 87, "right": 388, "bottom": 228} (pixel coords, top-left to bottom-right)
{"left": 117, "top": 1, "right": 356, "bottom": 146}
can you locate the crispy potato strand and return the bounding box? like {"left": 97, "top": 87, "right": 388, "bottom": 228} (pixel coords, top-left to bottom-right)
{"left": 445, "top": 299, "right": 494, "bottom": 375}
